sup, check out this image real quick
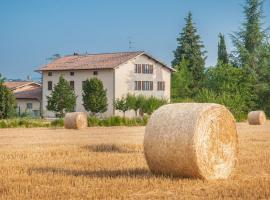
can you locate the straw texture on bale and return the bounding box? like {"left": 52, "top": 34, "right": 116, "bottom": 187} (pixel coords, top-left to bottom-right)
{"left": 64, "top": 112, "right": 88, "bottom": 129}
{"left": 248, "top": 111, "right": 266, "bottom": 125}
{"left": 144, "top": 103, "right": 238, "bottom": 180}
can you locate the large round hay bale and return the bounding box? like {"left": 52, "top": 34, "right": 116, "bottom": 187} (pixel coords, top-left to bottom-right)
{"left": 248, "top": 111, "right": 266, "bottom": 125}
{"left": 64, "top": 112, "right": 88, "bottom": 129}
{"left": 144, "top": 103, "right": 238, "bottom": 180}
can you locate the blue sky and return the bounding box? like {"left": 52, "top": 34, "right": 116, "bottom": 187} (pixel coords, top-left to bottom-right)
{"left": 0, "top": 0, "right": 270, "bottom": 79}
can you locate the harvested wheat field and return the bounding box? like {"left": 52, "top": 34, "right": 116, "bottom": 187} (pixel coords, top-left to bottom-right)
{"left": 0, "top": 122, "right": 269, "bottom": 199}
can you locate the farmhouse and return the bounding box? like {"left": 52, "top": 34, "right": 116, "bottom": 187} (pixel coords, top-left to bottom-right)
{"left": 37, "top": 51, "right": 173, "bottom": 118}
{"left": 4, "top": 81, "right": 42, "bottom": 117}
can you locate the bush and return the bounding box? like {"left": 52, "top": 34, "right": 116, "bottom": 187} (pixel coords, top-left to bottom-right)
{"left": 0, "top": 118, "right": 50, "bottom": 128}
{"left": 196, "top": 89, "right": 248, "bottom": 121}
{"left": 51, "top": 118, "right": 64, "bottom": 127}
{"left": 88, "top": 116, "right": 148, "bottom": 127}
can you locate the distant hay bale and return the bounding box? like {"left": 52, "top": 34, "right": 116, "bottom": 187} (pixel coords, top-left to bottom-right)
{"left": 248, "top": 111, "right": 266, "bottom": 125}
{"left": 64, "top": 112, "right": 88, "bottom": 129}
{"left": 144, "top": 103, "right": 238, "bottom": 180}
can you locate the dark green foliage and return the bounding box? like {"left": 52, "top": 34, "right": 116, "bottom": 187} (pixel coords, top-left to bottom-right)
{"left": 218, "top": 33, "right": 229, "bottom": 64}
{"left": 231, "top": 0, "right": 270, "bottom": 116}
{"left": 231, "top": 0, "right": 266, "bottom": 70}
{"left": 113, "top": 97, "right": 129, "bottom": 117}
{"left": 82, "top": 78, "right": 108, "bottom": 115}
{"left": 0, "top": 81, "right": 16, "bottom": 119}
{"left": 171, "top": 59, "right": 193, "bottom": 98}
{"left": 172, "top": 12, "right": 206, "bottom": 90}
{"left": 47, "top": 76, "right": 77, "bottom": 118}
{"left": 50, "top": 118, "right": 64, "bottom": 127}
{"left": 196, "top": 63, "right": 256, "bottom": 121}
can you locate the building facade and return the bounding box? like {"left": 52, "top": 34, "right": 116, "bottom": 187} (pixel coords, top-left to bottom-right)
{"left": 38, "top": 51, "right": 173, "bottom": 118}
{"left": 4, "top": 82, "right": 42, "bottom": 117}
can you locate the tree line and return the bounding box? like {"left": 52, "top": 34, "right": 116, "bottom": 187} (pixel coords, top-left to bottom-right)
{"left": 171, "top": 0, "right": 270, "bottom": 120}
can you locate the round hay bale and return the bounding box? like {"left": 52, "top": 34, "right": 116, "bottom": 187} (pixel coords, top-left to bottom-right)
{"left": 64, "top": 112, "right": 88, "bottom": 129}
{"left": 144, "top": 103, "right": 238, "bottom": 180}
{"left": 248, "top": 111, "right": 266, "bottom": 125}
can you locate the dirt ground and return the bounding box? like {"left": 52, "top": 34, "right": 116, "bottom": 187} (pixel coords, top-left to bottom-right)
{"left": 0, "top": 122, "right": 269, "bottom": 199}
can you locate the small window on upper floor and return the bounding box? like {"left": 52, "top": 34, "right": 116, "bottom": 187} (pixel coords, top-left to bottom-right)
{"left": 142, "top": 64, "right": 153, "bottom": 74}
{"left": 93, "top": 71, "right": 98, "bottom": 75}
{"left": 82, "top": 81, "right": 86, "bottom": 89}
{"left": 70, "top": 72, "right": 75, "bottom": 76}
{"left": 135, "top": 64, "right": 142, "bottom": 73}
{"left": 48, "top": 72, "right": 52, "bottom": 76}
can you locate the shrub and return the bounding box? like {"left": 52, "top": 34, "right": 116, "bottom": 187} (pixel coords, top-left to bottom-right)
{"left": 51, "top": 118, "right": 64, "bottom": 127}
{"left": 0, "top": 118, "right": 50, "bottom": 128}
{"left": 87, "top": 116, "right": 148, "bottom": 127}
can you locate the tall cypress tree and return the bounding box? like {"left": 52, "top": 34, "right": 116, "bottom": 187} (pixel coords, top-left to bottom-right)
{"left": 231, "top": 0, "right": 266, "bottom": 70}
{"left": 232, "top": 0, "right": 270, "bottom": 115}
{"left": 217, "top": 33, "right": 229, "bottom": 64}
{"left": 172, "top": 12, "right": 206, "bottom": 90}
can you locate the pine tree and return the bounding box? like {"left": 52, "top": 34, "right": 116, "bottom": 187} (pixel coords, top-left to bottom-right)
{"left": 82, "top": 78, "right": 108, "bottom": 116}
{"left": 47, "top": 76, "right": 77, "bottom": 117}
{"left": 232, "top": 0, "right": 270, "bottom": 115}
{"left": 172, "top": 12, "right": 206, "bottom": 90}
{"left": 231, "top": 0, "right": 266, "bottom": 70}
{"left": 217, "top": 33, "right": 229, "bottom": 64}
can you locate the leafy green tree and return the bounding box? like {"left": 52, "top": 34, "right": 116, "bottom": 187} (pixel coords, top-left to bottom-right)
{"left": 197, "top": 63, "right": 256, "bottom": 121}
{"left": 47, "top": 76, "right": 77, "bottom": 117}
{"left": 0, "top": 81, "right": 16, "bottom": 119}
{"left": 171, "top": 59, "right": 193, "bottom": 99}
{"left": 217, "top": 33, "right": 229, "bottom": 64}
{"left": 172, "top": 12, "right": 206, "bottom": 90}
{"left": 126, "top": 94, "right": 139, "bottom": 116}
{"left": 113, "top": 97, "right": 129, "bottom": 117}
{"left": 82, "top": 78, "right": 108, "bottom": 115}
{"left": 142, "top": 96, "right": 167, "bottom": 115}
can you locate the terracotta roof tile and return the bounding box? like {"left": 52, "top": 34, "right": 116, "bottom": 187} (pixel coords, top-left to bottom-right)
{"left": 4, "top": 81, "right": 34, "bottom": 90}
{"left": 38, "top": 51, "right": 144, "bottom": 71}
{"left": 14, "top": 87, "right": 42, "bottom": 101}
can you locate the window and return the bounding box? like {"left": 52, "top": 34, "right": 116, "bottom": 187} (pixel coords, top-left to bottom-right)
{"left": 157, "top": 81, "right": 165, "bottom": 91}
{"left": 48, "top": 81, "right": 52, "bottom": 90}
{"left": 142, "top": 64, "right": 154, "bottom": 74}
{"left": 26, "top": 103, "right": 32, "bottom": 110}
{"left": 135, "top": 64, "right": 142, "bottom": 73}
{"left": 70, "top": 81, "right": 75, "bottom": 90}
{"left": 93, "top": 71, "right": 98, "bottom": 75}
{"left": 135, "top": 81, "right": 142, "bottom": 90}
{"left": 70, "top": 72, "right": 75, "bottom": 76}
{"left": 48, "top": 72, "right": 52, "bottom": 76}
{"left": 82, "top": 81, "right": 86, "bottom": 88}
{"left": 142, "top": 81, "right": 153, "bottom": 91}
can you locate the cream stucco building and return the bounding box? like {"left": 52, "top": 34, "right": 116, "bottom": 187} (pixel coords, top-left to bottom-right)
{"left": 37, "top": 51, "right": 173, "bottom": 118}
{"left": 4, "top": 81, "right": 42, "bottom": 117}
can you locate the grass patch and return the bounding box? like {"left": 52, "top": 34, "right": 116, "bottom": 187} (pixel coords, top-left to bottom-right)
{"left": 0, "top": 118, "right": 51, "bottom": 128}
{"left": 0, "top": 116, "right": 148, "bottom": 128}
{"left": 88, "top": 116, "right": 148, "bottom": 127}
